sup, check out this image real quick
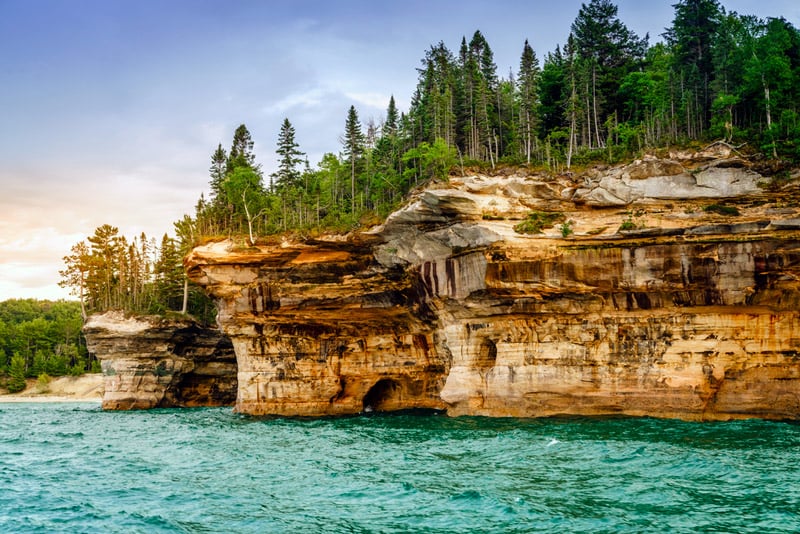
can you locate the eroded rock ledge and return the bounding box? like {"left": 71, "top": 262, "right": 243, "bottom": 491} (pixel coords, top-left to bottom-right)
{"left": 186, "top": 151, "right": 800, "bottom": 420}
{"left": 84, "top": 311, "right": 236, "bottom": 409}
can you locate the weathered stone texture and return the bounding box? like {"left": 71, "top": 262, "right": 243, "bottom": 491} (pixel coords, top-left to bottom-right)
{"left": 84, "top": 311, "right": 236, "bottom": 409}
{"left": 182, "top": 154, "right": 800, "bottom": 420}
{"left": 186, "top": 240, "right": 447, "bottom": 416}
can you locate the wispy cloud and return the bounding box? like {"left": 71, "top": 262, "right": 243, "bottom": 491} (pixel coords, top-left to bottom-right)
{"left": 262, "top": 88, "right": 330, "bottom": 115}
{"left": 344, "top": 92, "right": 393, "bottom": 111}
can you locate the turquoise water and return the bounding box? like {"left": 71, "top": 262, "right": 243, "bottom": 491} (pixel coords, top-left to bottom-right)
{"left": 1, "top": 404, "right": 798, "bottom": 533}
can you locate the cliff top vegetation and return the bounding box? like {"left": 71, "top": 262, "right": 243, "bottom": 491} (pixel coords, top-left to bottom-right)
{"left": 58, "top": 0, "right": 800, "bottom": 324}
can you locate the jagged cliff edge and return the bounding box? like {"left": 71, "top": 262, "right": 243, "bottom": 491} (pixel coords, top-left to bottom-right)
{"left": 90, "top": 145, "right": 800, "bottom": 419}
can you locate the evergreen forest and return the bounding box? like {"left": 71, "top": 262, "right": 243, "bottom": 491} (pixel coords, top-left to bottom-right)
{"left": 57, "top": 0, "right": 800, "bottom": 326}
{"left": 0, "top": 299, "right": 92, "bottom": 391}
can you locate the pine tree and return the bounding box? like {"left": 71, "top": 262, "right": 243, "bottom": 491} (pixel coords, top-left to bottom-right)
{"left": 154, "top": 234, "right": 184, "bottom": 312}
{"left": 571, "top": 0, "right": 648, "bottom": 147}
{"left": 664, "top": 0, "right": 723, "bottom": 136}
{"left": 374, "top": 97, "right": 403, "bottom": 202}
{"left": 564, "top": 34, "right": 580, "bottom": 168}
{"left": 420, "top": 42, "right": 458, "bottom": 146}
{"left": 209, "top": 143, "right": 227, "bottom": 205}
{"left": 272, "top": 118, "right": 305, "bottom": 190}
{"left": 385, "top": 95, "right": 399, "bottom": 137}
{"left": 470, "top": 30, "right": 498, "bottom": 165}
{"left": 518, "top": 39, "right": 540, "bottom": 164}
{"left": 342, "top": 105, "right": 365, "bottom": 214}
{"left": 538, "top": 46, "right": 567, "bottom": 137}
{"left": 7, "top": 353, "right": 27, "bottom": 393}
{"left": 58, "top": 241, "right": 91, "bottom": 320}
{"left": 86, "top": 224, "right": 122, "bottom": 311}
{"left": 227, "top": 123, "right": 257, "bottom": 172}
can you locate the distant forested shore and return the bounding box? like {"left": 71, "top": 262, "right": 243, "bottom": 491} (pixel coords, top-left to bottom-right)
{"left": 0, "top": 299, "right": 93, "bottom": 392}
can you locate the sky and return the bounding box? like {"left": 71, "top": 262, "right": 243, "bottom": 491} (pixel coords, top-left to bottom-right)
{"left": 1, "top": 0, "right": 798, "bottom": 301}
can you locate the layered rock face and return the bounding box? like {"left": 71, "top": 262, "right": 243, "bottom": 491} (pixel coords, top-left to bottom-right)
{"left": 439, "top": 239, "right": 800, "bottom": 419}
{"left": 185, "top": 241, "right": 447, "bottom": 416}
{"left": 187, "top": 150, "right": 800, "bottom": 420}
{"left": 84, "top": 312, "right": 237, "bottom": 409}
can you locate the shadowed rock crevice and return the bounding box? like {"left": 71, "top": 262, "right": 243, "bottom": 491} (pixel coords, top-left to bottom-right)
{"left": 363, "top": 379, "right": 402, "bottom": 412}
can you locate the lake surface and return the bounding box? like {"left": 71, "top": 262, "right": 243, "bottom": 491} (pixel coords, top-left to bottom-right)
{"left": 1, "top": 403, "right": 798, "bottom": 533}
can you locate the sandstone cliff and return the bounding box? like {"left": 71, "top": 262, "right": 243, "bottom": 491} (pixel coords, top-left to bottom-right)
{"left": 84, "top": 311, "right": 236, "bottom": 409}
{"left": 185, "top": 148, "right": 800, "bottom": 420}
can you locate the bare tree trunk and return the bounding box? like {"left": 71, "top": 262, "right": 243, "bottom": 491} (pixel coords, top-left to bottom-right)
{"left": 242, "top": 188, "right": 257, "bottom": 246}
{"left": 567, "top": 67, "right": 577, "bottom": 170}
{"left": 525, "top": 110, "right": 531, "bottom": 165}
{"left": 181, "top": 277, "right": 188, "bottom": 314}
{"left": 496, "top": 90, "right": 503, "bottom": 157}
{"left": 79, "top": 271, "right": 87, "bottom": 322}
{"left": 592, "top": 65, "right": 602, "bottom": 148}
{"left": 762, "top": 73, "right": 777, "bottom": 158}
{"left": 351, "top": 156, "right": 356, "bottom": 214}
{"left": 585, "top": 88, "right": 591, "bottom": 148}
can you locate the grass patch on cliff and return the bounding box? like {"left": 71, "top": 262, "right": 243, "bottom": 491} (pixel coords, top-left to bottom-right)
{"left": 513, "top": 211, "right": 565, "bottom": 234}
{"left": 618, "top": 209, "right": 646, "bottom": 232}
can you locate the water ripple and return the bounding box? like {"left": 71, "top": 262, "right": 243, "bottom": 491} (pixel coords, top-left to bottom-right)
{"left": 1, "top": 405, "right": 799, "bottom": 532}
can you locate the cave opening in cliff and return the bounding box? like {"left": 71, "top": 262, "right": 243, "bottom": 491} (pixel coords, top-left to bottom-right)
{"left": 363, "top": 379, "right": 401, "bottom": 412}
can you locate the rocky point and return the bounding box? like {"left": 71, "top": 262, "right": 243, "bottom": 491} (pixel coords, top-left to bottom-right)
{"left": 84, "top": 311, "right": 236, "bottom": 409}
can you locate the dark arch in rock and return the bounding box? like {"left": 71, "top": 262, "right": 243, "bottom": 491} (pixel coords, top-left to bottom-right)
{"left": 362, "top": 378, "right": 402, "bottom": 412}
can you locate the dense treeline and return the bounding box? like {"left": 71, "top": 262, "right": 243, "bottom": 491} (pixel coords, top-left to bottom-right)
{"left": 59, "top": 223, "right": 216, "bottom": 324}
{"left": 407, "top": 0, "right": 800, "bottom": 167}
{"left": 60, "top": 0, "right": 800, "bottom": 323}
{"left": 0, "top": 299, "right": 93, "bottom": 391}
{"left": 189, "top": 0, "right": 800, "bottom": 242}
{"left": 191, "top": 106, "right": 445, "bottom": 243}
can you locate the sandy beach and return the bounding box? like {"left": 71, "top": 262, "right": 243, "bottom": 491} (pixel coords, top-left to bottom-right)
{"left": 0, "top": 374, "right": 104, "bottom": 403}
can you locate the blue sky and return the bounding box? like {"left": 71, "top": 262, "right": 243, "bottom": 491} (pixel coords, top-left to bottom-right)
{"left": 1, "top": 0, "right": 798, "bottom": 300}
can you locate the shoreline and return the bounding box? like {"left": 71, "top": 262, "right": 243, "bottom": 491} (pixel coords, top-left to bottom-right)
{"left": 0, "top": 374, "right": 104, "bottom": 403}
{"left": 0, "top": 395, "right": 101, "bottom": 403}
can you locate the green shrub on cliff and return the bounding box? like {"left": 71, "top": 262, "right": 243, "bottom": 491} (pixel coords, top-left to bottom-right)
{"left": 618, "top": 209, "right": 646, "bottom": 232}
{"left": 513, "top": 211, "right": 566, "bottom": 234}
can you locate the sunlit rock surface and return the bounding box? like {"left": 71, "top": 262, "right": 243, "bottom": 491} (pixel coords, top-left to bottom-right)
{"left": 84, "top": 311, "right": 236, "bottom": 409}
{"left": 185, "top": 239, "right": 447, "bottom": 416}
{"left": 187, "top": 152, "right": 800, "bottom": 420}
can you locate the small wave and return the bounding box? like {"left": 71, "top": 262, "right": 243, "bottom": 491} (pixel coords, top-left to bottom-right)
{"left": 450, "top": 489, "right": 483, "bottom": 502}
{"left": 55, "top": 431, "right": 84, "bottom": 438}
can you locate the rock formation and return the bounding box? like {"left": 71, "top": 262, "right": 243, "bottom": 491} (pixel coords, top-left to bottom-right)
{"left": 84, "top": 311, "right": 236, "bottom": 409}
{"left": 183, "top": 240, "right": 447, "bottom": 416}
{"left": 181, "top": 151, "right": 800, "bottom": 421}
